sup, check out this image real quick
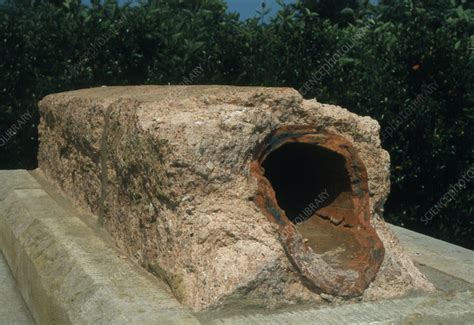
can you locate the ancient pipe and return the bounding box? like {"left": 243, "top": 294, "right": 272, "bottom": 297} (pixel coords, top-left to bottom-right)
{"left": 38, "top": 86, "right": 433, "bottom": 311}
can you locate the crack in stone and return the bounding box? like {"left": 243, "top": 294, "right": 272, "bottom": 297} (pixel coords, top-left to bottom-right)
{"left": 98, "top": 105, "right": 113, "bottom": 225}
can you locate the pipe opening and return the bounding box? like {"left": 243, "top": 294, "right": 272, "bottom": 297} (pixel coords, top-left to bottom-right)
{"left": 261, "top": 142, "right": 352, "bottom": 224}
{"left": 261, "top": 142, "right": 360, "bottom": 268}
{"left": 251, "top": 127, "right": 385, "bottom": 295}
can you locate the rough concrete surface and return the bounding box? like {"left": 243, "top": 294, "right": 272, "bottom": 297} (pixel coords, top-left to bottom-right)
{"left": 390, "top": 224, "right": 474, "bottom": 284}
{"left": 0, "top": 252, "right": 34, "bottom": 324}
{"left": 37, "top": 85, "right": 434, "bottom": 311}
{"left": 199, "top": 291, "right": 474, "bottom": 324}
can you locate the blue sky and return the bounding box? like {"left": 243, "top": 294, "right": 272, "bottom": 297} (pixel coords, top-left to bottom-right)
{"left": 226, "top": 0, "right": 296, "bottom": 20}
{"left": 80, "top": 0, "right": 374, "bottom": 20}
{"left": 79, "top": 0, "right": 297, "bottom": 20}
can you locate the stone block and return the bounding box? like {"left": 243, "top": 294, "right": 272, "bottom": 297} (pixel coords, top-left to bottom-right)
{"left": 38, "top": 86, "right": 434, "bottom": 311}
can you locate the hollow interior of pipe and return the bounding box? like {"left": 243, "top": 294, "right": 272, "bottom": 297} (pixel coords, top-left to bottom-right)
{"left": 261, "top": 142, "right": 363, "bottom": 268}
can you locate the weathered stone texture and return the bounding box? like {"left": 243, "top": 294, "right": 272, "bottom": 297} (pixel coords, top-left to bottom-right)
{"left": 38, "top": 86, "right": 434, "bottom": 311}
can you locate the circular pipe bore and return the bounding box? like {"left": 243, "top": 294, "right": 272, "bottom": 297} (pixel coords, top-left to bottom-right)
{"left": 250, "top": 126, "right": 385, "bottom": 297}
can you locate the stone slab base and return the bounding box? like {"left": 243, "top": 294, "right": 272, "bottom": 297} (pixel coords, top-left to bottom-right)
{"left": 199, "top": 291, "right": 474, "bottom": 324}
{"left": 0, "top": 252, "right": 34, "bottom": 324}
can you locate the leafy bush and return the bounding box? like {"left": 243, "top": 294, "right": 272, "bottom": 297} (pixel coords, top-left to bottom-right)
{"left": 0, "top": 0, "right": 472, "bottom": 248}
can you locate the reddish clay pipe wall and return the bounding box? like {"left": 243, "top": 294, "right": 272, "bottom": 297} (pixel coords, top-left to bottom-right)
{"left": 250, "top": 126, "right": 385, "bottom": 297}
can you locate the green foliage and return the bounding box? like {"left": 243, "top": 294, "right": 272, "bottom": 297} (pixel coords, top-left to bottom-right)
{"left": 0, "top": 0, "right": 472, "bottom": 247}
